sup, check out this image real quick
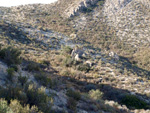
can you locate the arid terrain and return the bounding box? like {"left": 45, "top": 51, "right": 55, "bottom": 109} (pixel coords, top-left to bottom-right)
{"left": 0, "top": 0, "right": 150, "bottom": 113}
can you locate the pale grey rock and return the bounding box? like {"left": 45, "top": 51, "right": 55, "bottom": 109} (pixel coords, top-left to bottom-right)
{"left": 64, "top": 0, "right": 99, "bottom": 17}
{"left": 85, "top": 60, "right": 93, "bottom": 67}
{"left": 75, "top": 54, "right": 81, "bottom": 61}
{"left": 71, "top": 46, "right": 84, "bottom": 60}
{"left": 109, "top": 52, "right": 119, "bottom": 61}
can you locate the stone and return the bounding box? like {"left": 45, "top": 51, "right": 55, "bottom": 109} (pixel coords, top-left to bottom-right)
{"left": 75, "top": 54, "right": 81, "bottom": 61}
{"left": 85, "top": 60, "right": 93, "bottom": 67}
{"left": 71, "top": 46, "right": 85, "bottom": 60}
{"left": 109, "top": 51, "right": 119, "bottom": 60}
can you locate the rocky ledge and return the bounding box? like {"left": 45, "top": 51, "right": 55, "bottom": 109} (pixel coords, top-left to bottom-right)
{"left": 64, "top": 0, "right": 99, "bottom": 17}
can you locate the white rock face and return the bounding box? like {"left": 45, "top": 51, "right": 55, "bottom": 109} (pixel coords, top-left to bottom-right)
{"left": 64, "top": 0, "right": 99, "bottom": 17}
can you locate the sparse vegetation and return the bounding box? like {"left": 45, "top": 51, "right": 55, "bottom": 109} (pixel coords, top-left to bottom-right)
{"left": 77, "top": 63, "right": 90, "bottom": 72}
{"left": 34, "top": 72, "right": 52, "bottom": 88}
{"left": 89, "top": 89, "right": 103, "bottom": 100}
{"left": 121, "top": 95, "right": 148, "bottom": 109}
{"left": 7, "top": 68, "right": 15, "bottom": 82}
{"left": 0, "top": 0, "right": 149, "bottom": 112}
{"left": 26, "top": 62, "right": 41, "bottom": 72}
{"left": 18, "top": 75, "right": 28, "bottom": 86}
{"left": 66, "top": 89, "right": 81, "bottom": 101}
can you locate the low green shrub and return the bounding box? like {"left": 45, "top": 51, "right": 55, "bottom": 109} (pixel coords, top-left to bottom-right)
{"left": 63, "top": 56, "right": 73, "bottom": 67}
{"left": 77, "top": 64, "right": 90, "bottom": 72}
{"left": 18, "top": 75, "right": 28, "bottom": 86}
{"left": 9, "top": 99, "right": 40, "bottom": 113}
{"left": 0, "top": 99, "right": 41, "bottom": 113}
{"left": 66, "top": 89, "right": 81, "bottom": 101}
{"left": 34, "top": 72, "right": 52, "bottom": 88}
{"left": 62, "top": 46, "right": 72, "bottom": 55}
{"left": 89, "top": 89, "right": 103, "bottom": 100}
{"left": 41, "top": 60, "right": 50, "bottom": 66}
{"left": 121, "top": 95, "right": 148, "bottom": 109}
{"left": 0, "top": 99, "right": 12, "bottom": 113}
{"left": 7, "top": 68, "right": 15, "bottom": 81}
{"left": 10, "top": 64, "right": 18, "bottom": 72}
{"left": 0, "top": 84, "right": 52, "bottom": 113}
{"left": 0, "top": 46, "right": 22, "bottom": 66}
{"left": 98, "top": 0, "right": 105, "bottom": 6}
{"left": 67, "top": 97, "right": 77, "bottom": 111}
{"left": 26, "top": 84, "right": 52, "bottom": 112}
{"left": 0, "top": 86, "right": 28, "bottom": 105}
{"left": 26, "top": 62, "right": 41, "bottom": 72}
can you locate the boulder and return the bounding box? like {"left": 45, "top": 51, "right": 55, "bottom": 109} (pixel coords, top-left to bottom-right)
{"left": 109, "top": 51, "right": 119, "bottom": 61}
{"left": 70, "top": 33, "right": 77, "bottom": 38}
{"left": 75, "top": 54, "right": 81, "bottom": 61}
{"left": 71, "top": 46, "right": 85, "bottom": 60}
{"left": 85, "top": 60, "right": 93, "bottom": 67}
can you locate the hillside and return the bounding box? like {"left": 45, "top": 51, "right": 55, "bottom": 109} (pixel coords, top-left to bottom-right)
{"left": 0, "top": 0, "right": 150, "bottom": 113}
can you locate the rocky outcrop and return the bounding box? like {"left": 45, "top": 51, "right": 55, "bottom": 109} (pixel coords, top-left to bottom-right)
{"left": 71, "top": 46, "right": 85, "bottom": 60}
{"left": 109, "top": 52, "right": 119, "bottom": 61}
{"left": 64, "top": 0, "right": 99, "bottom": 17}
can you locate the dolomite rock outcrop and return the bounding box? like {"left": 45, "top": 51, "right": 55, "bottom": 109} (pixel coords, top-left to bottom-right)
{"left": 64, "top": 0, "right": 99, "bottom": 17}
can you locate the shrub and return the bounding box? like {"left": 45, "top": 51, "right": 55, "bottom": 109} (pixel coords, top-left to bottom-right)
{"left": 41, "top": 60, "right": 50, "bottom": 66}
{"left": 10, "top": 64, "right": 18, "bottom": 72}
{"left": 0, "top": 84, "right": 51, "bottom": 113}
{"left": 0, "top": 99, "right": 12, "bottom": 113}
{"left": 7, "top": 68, "right": 15, "bottom": 81}
{"left": 0, "top": 85, "right": 28, "bottom": 104}
{"left": 67, "top": 97, "right": 77, "bottom": 111}
{"left": 60, "top": 69, "right": 71, "bottom": 76}
{"left": 9, "top": 99, "right": 41, "bottom": 113}
{"left": 77, "top": 64, "right": 90, "bottom": 72}
{"left": 0, "top": 98, "right": 41, "bottom": 113}
{"left": 121, "top": 95, "right": 148, "bottom": 109}
{"left": 89, "top": 89, "right": 103, "bottom": 100}
{"left": 62, "top": 46, "right": 72, "bottom": 55}
{"left": 85, "top": 84, "right": 96, "bottom": 91}
{"left": 0, "top": 46, "right": 22, "bottom": 66}
{"left": 18, "top": 75, "right": 28, "bottom": 86}
{"left": 63, "top": 56, "right": 73, "bottom": 67}
{"left": 26, "top": 62, "right": 41, "bottom": 72}
{"left": 26, "top": 84, "right": 52, "bottom": 112}
{"left": 34, "top": 72, "right": 52, "bottom": 88}
{"left": 66, "top": 89, "right": 81, "bottom": 101}
{"left": 99, "top": 0, "right": 105, "bottom": 6}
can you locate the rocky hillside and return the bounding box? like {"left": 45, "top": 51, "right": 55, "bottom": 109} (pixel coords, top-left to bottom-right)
{"left": 103, "top": 0, "right": 150, "bottom": 47}
{"left": 0, "top": 0, "right": 150, "bottom": 113}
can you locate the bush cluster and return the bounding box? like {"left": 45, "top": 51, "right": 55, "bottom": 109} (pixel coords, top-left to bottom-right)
{"left": 0, "top": 98, "right": 41, "bottom": 113}
{"left": 0, "top": 46, "right": 22, "bottom": 66}
{"left": 34, "top": 72, "right": 52, "bottom": 88}
{"left": 26, "top": 62, "right": 41, "bottom": 72}
{"left": 62, "top": 46, "right": 73, "bottom": 55}
{"left": 66, "top": 89, "right": 81, "bottom": 101}
{"left": 88, "top": 89, "right": 103, "bottom": 100}
{"left": 121, "top": 95, "right": 148, "bottom": 109}
{"left": 7, "top": 68, "right": 15, "bottom": 82}
{"left": 0, "top": 83, "right": 52, "bottom": 113}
